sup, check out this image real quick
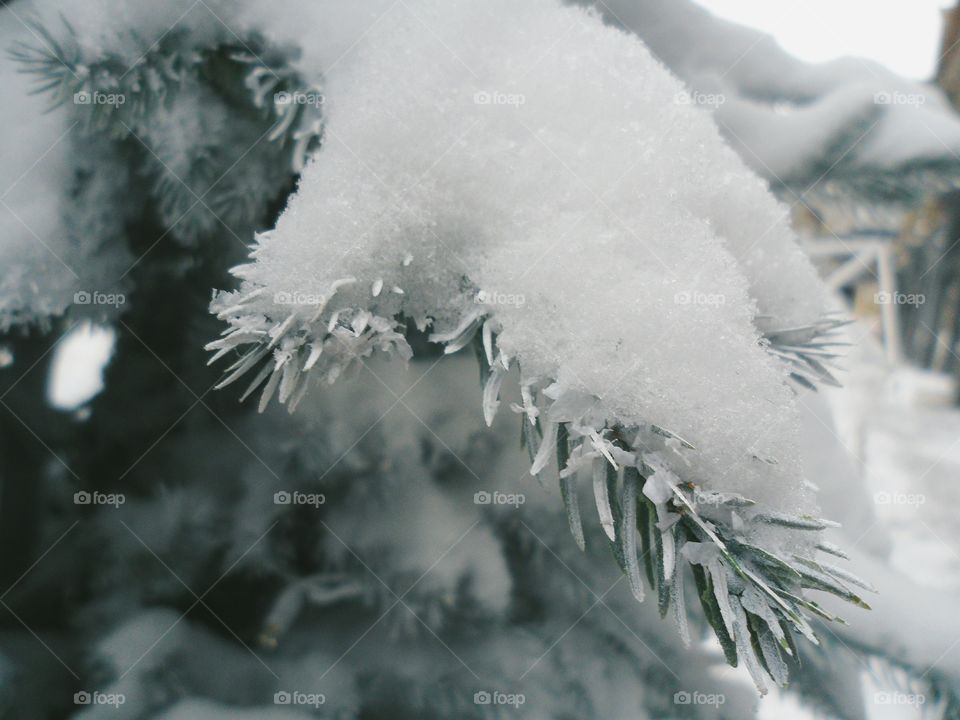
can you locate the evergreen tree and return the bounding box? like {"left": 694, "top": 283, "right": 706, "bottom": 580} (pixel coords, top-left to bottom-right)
{"left": 1, "top": 1, "right": 951, "bottom": 719}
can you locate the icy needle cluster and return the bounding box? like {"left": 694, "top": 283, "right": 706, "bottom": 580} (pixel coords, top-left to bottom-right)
{"left": 207, "top": 0, "right": 863, "bottom": 691}
{"left": 214, "top": 0, "right": 824, "bottom": 504}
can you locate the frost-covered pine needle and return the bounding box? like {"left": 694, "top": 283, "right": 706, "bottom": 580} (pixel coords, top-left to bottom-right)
{"left": 204, "top": 0, "right": 866, "bottom": 691}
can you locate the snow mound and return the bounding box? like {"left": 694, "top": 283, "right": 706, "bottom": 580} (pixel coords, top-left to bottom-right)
{"left": 213, "top": 0, "right": 826, "bottom": 516}
{"left": 204, "top": 8, "right": 870, "bottom": 687}
{"left": 586, "top": 0, "right": 960, "bottom": 204}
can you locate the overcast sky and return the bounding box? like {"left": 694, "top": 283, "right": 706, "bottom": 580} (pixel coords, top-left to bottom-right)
{"left": 696, "top": 0, "right": 950, "bottom": 79}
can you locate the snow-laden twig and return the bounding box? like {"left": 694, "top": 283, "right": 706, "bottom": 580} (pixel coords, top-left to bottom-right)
{"left": 201, "top": 0, "right": 866, "bottom": 692}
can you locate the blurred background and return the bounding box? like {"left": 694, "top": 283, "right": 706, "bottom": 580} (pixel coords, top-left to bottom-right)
{"left": 607, "top": 1, "right": 960, "bottom": 717}
{"left": 6, "top": 0, "right": 960, "bottom": 718}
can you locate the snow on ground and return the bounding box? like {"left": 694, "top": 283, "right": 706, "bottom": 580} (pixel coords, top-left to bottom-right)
{"left": 758, "top": 307, "right": 960, "bottom": 720}
{"left": 825, "top": 318, "right": 960, "bottom": 591}
{"left": 812, "top": 313, "right": 960, "bottom": 720}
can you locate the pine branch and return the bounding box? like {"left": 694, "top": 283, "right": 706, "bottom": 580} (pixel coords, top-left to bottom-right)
{"left": 761, "top": 315, "right": 850, "bottom": 390}
{"left": 762, "top": 102, "right": 960, "bottom": 210}
{"left": 10, "top": 22, "right": 193, "bottom": 136}
{"left": 10, "top": 19, "right": 329, "bottom": 250}
{"left": 10, "top": 21, "right": 323, "bottom": 173}
{"left": 782, "top": 158, "right": 960, "bottom": 210}
{"left": 205, "top": 280, "right": 868, "bottom": 693}
{"left": 809, "top": 632, "right": 960, "bottom": 720}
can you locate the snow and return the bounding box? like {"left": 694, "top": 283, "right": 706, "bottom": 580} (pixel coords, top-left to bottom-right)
{"left": 586, "top": 0, "right": 960, "bottom": 191}
{"left": 0, "top": 2, "right": 135, "bottom": 330}
{"left": 213, "top": 0, "right": 828, "bottom": 526}
{"left": 715, "top": 89, "right": 878, "bottom": 181}
{"left": 46, "top": 322, "right": 115, "bottom": 410}
{"left": 578, "top": 0, "right": 898, "bottom": 103}
{"left": 0, "top": 5, "right": 77, "bottom": 329}
{"left": 758, "top": 688, "right": 820, "bottom": 720}
{"left": 7, "top": 0, "right": 940, "bottom": 711}
{"left": 773, "top": 315, "right": 960, "bottom": 718}
{"left": 724, "top": 84, "right": 960, "bottom": 182}
{"left": 822, "top": 326, "right": 960, "bottom": 590}
{"left": 694, "top": 0, "right": 943, "bottom": 80}
{"left": 236, "top": 0, "right": 397, "bottom": 83}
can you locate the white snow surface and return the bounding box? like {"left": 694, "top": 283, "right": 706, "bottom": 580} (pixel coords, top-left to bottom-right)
{"left": 215, "top": 0, "right": 828, "bottom": 516}
{"left": 586, "top": 0, "right": 960, "bottom": 185}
